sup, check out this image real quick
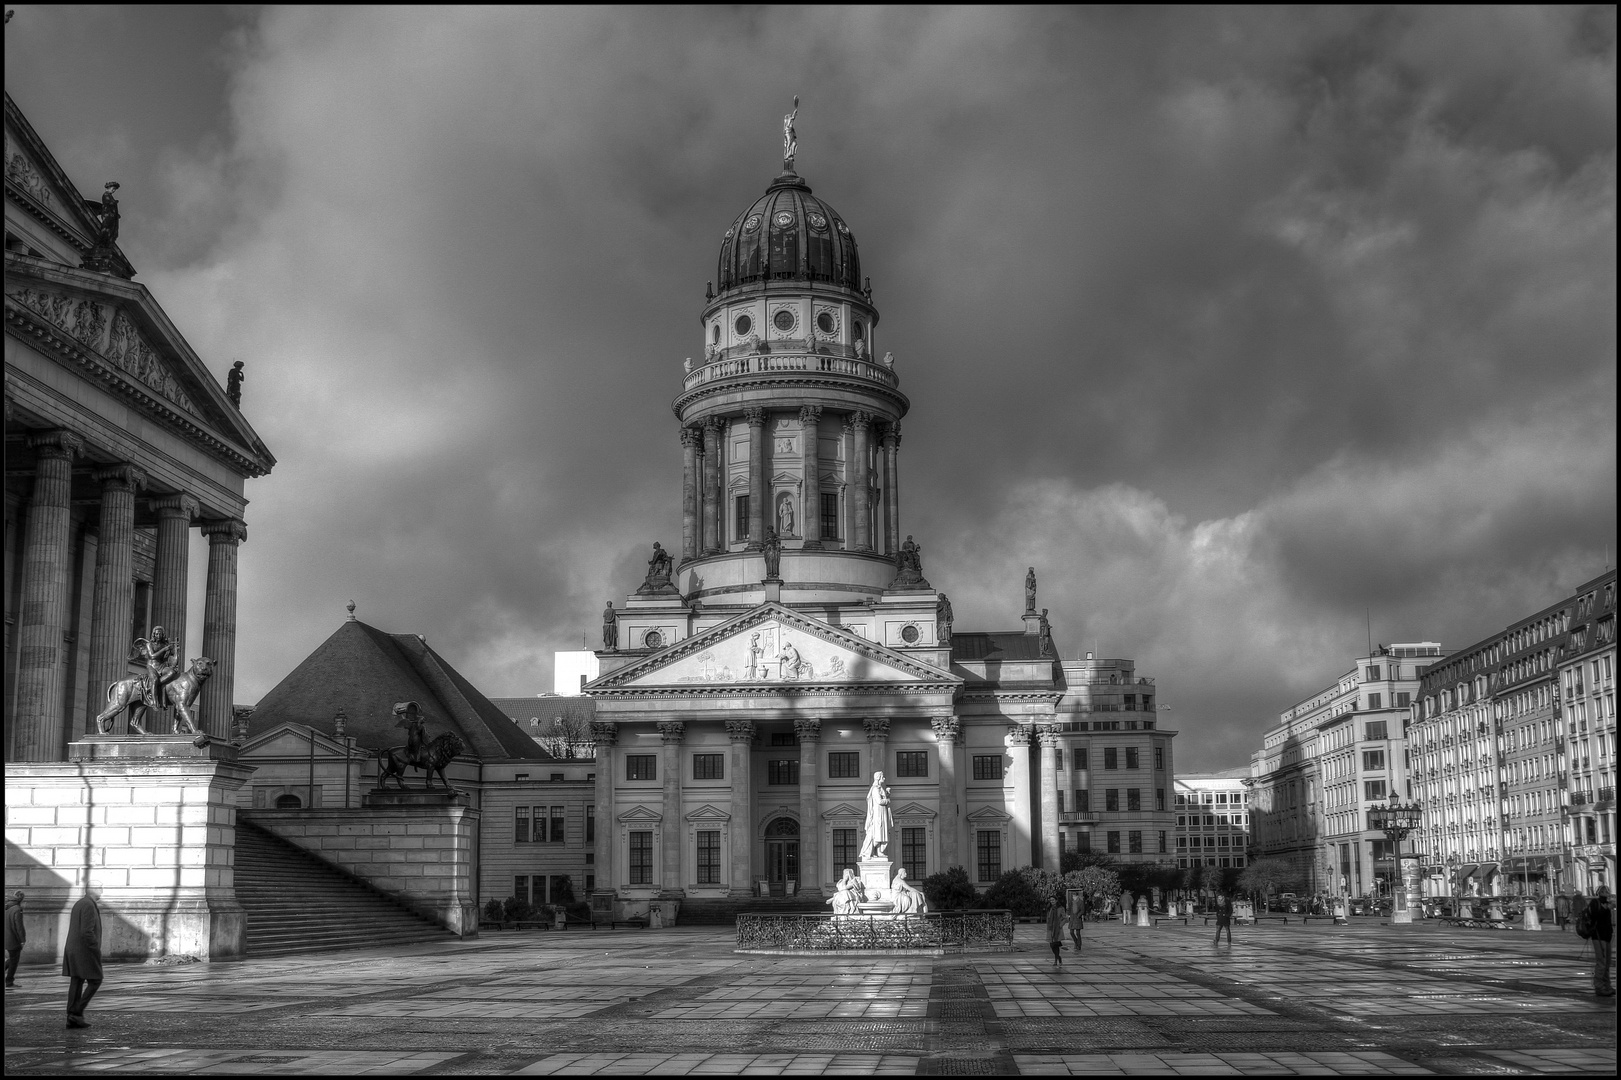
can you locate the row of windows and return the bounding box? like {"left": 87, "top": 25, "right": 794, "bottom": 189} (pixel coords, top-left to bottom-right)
{"left": 625, "top": 826, "right": 931, "bottom": 886}
{"left": 1175, "top": 814, "right": 1247, "bottom": 828}
{"left": 731, "top": 494, "right": 842, "bottom": 542}
{"left": 512, "top": 873, "right": 592, "bottom": 905}
{"left": 1058, "top": 747, "right": 1165, "bottom": 771}
{"left": 1178, "top": 834, "right": 1245, "bottom": 850}
{"left": 1175, "top": 791, "right": 1247, "bottom": 806}
{"left": 514, "top": 805, "right": 594, "bottom": 844}
{"left": 1060, "top": 788, "right": 1167, "bottom": 813}
{"left": 1177, "top": 856, "right": 1246, "bottom": 868}
{"left": 640, "top": 750, "right": 939, "bottom": 782}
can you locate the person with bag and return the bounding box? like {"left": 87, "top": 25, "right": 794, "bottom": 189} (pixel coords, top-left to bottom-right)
{"left": 1045, "top": 899, "right": 1069, "bottom": 966}
{"left": 1577, "top": 886, "right": 1613, "bottom": 997}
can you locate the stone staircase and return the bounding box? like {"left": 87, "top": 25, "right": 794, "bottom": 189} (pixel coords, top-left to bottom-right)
{"left": 234, "top": 817, "right": 455, "bottom": 957}
{"left": 680, "top": 894, "right": 830, "bottom": 925}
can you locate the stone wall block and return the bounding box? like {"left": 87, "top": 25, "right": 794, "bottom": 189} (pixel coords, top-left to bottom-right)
{"left": 4, "top": 807, "right": 56, "bottom": 826}
{"left": 103, "top": 805, "right": 158, "bottom": 826}
{"left": 405, "top": 822, "right": 443, "bottom": 835}
{"left": 354, "top": 836, "right": 393, "bottom": 849}
{"left": 404, "top": 850, "right": 442, "bottom": 863}
{"left": 338, "top": 823, "right": 370, "bottom": 836}
{"left": 91, "top": 826, "right": 132, "bottom": 847}
{"left": 30, "top": 826, "right": 85, "bottom": 847}
{"left": 129, "top": 826, "right": 180, "bottom": 847}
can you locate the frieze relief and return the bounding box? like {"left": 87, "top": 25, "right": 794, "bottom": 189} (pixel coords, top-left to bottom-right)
{"left": 627, "top": 618, "right": 921, "bottom": 688}
{"left": 4, "top": 136, "right": 52, "bottom": 206}
{"left": 7, "top": 288, "right": 196, "bottom": 413}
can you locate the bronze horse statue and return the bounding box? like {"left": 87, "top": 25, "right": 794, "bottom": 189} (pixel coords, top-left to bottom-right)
{"left": 96, "top": 656, "right": 215, "bottom": 736}
{"left": 378, "top": 701, "right": 466, "bottom": 793}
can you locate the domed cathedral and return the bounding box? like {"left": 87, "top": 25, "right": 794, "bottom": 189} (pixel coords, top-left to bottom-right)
{"left": 585, "top": 109, "right": 1178, "bottom": 915}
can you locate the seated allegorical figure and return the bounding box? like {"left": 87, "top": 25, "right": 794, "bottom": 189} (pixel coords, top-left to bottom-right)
{"left": 826, "top": 879, "right": 859, "bottom": 916}
{"left": 889, "top": 868, "right": 928, "bottom": 915}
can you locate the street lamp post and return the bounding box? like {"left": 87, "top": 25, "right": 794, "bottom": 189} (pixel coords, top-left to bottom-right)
{"left": 1369, "top": 801, "right": 1423, "bottom": 925}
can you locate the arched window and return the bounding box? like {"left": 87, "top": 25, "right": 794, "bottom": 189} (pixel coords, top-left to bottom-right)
{"left": 764, "top": 817, "right": 799, "bottom": 837}
{"left": 275, "top": 793, "right": 302, "bottom": 810}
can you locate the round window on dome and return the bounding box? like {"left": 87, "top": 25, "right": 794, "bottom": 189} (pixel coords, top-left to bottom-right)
{"left": 773, "top": 211, "right": 794, "bottom": 229}
{"left": 807, "top": 212, "right": 828, "bottom": 231}
{"left": 773, "top": 309, "right": 796, "bottom": 332}
{"left": 743, "top": 215, "right": 762, "bottom": 234}
{"left": 816, "top": 312, "right": 835, "bottom": 334}
{"left": 735, "top": 314, "right": 752, "bottom": 337}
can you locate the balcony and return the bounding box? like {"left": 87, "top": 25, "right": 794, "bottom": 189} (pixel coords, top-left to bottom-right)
{"left": 681, "top": 350, "right": 899, "bottom": 394}
{"left": 1058, "top": 811, "right": 1096, "bottom": 825}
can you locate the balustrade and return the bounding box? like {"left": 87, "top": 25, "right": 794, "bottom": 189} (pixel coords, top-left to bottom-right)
{"left": 683, "top": 350, "right": 899, "bottom": 392}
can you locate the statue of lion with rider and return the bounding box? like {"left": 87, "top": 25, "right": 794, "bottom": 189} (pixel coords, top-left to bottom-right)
{"left": 95, "top": 625, "right": 214, "bottom": 736}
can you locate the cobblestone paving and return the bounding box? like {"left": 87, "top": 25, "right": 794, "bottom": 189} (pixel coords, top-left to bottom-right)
{"left": 2, "top": 920, "right": 1614, "bottom": 1074}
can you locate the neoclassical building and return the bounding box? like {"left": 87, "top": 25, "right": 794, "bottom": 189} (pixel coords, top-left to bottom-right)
{"left": 4, "top": 91, "right": 275, "bottom": 758}
{"left": 585, "top": 141, "right": 1177, "bottom": 905}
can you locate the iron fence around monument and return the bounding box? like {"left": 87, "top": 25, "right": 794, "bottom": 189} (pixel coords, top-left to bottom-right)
{"left": 735, "top": 909, "right": 1014, "bottom": 951}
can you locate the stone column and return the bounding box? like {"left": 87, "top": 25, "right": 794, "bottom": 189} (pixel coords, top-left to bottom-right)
{"left": 679, "top": 428, "right": 700, "bottom": 563}
{"left": 13, "top": 430, "right": 83, "bottom": 761}
{"left": 1006, "top": 725, "right": 1034, "bottom": 868}
{"left": 150, "top": 494, "right": 199, "bottom": 647}
{"left": 199, "top": 518, "right": 247, "bottom": 742}
{"left": 745, "top": 409, "right": 766, "bottom": 550}
{"left": 851, "top": 412, "right": 873, "bottom": 552}
{"left": 590, "top": 722, "right": 618, "bottom": 896}
{"left": 864, "top": 717, "right": 890, "bottom": 782}
{"left": 881, "top": 423, "right": 901, "bottom": 556}
{"left": 795, "top": 718, "right": 821, "bottom": 890}
{"left": 727, "top": 721, "right": 756, "bottom": 896}
{"left": 702, "top": 417, "right": 724, "bottom": 553}
{"left": 1037, "top": 724, "right": 1061, "bottom": 870}
{"left": 87, "top": 464, "right": 146, "bottom": 736}
{"left": 658, "top": 721, "right": 685, "bottom": 895}
{"left": 932, "top": 715, "right": 962, "bottom": 872}
{"left": 799, "top": 406, "right": 821, "bottom": 549}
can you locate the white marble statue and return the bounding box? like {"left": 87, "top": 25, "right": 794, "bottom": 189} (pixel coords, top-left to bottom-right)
{"left": 839, "top": 867, "right": 867, "bottom": 904}
{"left": 890, "top": 868, "right": 928, "bottom": 915}
{"left": 858, "top": 772, "right": 893, "bottom": 860}
{"left": 827, "top": 878, "right": 858, "bottom": 916}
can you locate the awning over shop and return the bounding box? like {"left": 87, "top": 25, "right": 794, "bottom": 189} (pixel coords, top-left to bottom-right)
{"left": 1477, "top": 862, "right": 1501, "bottom": 880}
{"left": 1457, "top": 864, "right": 1478, "bottom": 879}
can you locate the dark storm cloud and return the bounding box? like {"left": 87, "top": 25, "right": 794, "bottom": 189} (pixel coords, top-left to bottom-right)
{"left": 5, "top": 7, "right": 1613, "bottom": 769}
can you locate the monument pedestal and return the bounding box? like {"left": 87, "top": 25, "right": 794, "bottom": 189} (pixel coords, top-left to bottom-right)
{"left": 3, "top": 736, "right": 254, "bottom": 963}
{"left": 859, "top": 857, "right": 893, "bottom": 904}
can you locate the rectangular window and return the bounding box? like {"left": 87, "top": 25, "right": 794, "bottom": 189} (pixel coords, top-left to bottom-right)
{"left": 548, "top": 875, "right": 569, "bottom": 904}
{"left": 976, "top": 831, "right": 1002, "bottom": 881}
{"left": 1104, "top": 748, "right": 1118, "bottom": 770}
{"left": 696, "top": 830, "right": 721, "bottom": 884}
{"left": 1107, "top": 830, "right": 1121, "bottom": 854}
{"left": 1075, "top": 749, "right": 1088, "bottom": 770}
{"left": 628, "top": 831, "right": 653, "bottom": 885}
{"left": 735, "top": 495, "right": 750, "bottom": 541}
{"left": 1365, "top": 720, "right": 1388, "bottom": 741}
{"left": 1126, "top": 747, "right": 1139, "bottom": 769}
{"left": 1177, "top": 835, "right": 1188, "bottom": 850}
{"left": 828, "top": 751, "right": 860, "bottom": 778}
{"left": 1234, "top": 835, "right": 1245, "bottom": 849}
{"left": 895, "top": 751, "right": 928, "bottom": 777}
{"left": 1106, "top": 789, "right": 1120, "bottom": 812}
{"left": 585, "top": 874, "right": 595, "bottom": 893}
{"left": 586, "top": 806, "right": 595, "bottom": 843}
{"left": 1396, "top": 692, "right": 1410, "bottom": 708}
{"left": 1155, "top": 747, "right": 1164, "bottom": 770}
{"left": 1366, "top": 665, "right": 1381, "bottom": 680}
{"left": 768, "top": 759, "right": 800, "bottom": 785}
{"left": 902, "top": 827, "right": 926, "bottom": 877}
{"left": 514, "top": 875, "right": 529, "bottom": 905}
{"left": 770, "top": 731, "right": 796, "bottom": 745}
{"left": 973, "top": 755, "right": 1005, "bottom": 781}
{"left": 1368, "top": 693, "right": 1383, "bottom": 710}
{"left": 1054, "top": 749, "right": 1064, "bottom": 771}
{"left": 692, "top": 753, "right": 725, "bottom": 780}
{"left": 1124, "top": 694, "right": 1136, "bottom": 711}
{"left": 1127, "top": 788, "right": 1141, "bottom": 811}
{"left": 515, "top": 806, "right": 530, "bottom": 844}
{"left": 1156, "top": 788, "right": 1165, "bottom": 811}
{"left": 626, "top": 755, "right": 656, "bottom": 781}
{"left": 1364, "top": 779, "right": 1387, "bottom": 800}
{"left": 550, "top": 806, "right": 566, "bottom": 843}
{"left": 820, "top": 492, "right": 838, "bottom": 541}
{"left": 1077, "top": 830, "right": 1091, "bottom": 853}
{"left": 833, "top": 828, "right": 857, "bottom": 869}
{"left": 1075, "top": 788, "right": 1089, "bottom": 812}
{"left": 1362, "top": 750, "right": 1386, "bottom": 771}
{"left": 1129, "top": 830, "right": 1142, "bottom": 854}
{"left": 1057, "top": 791, "right": 1065, "bottom": 814}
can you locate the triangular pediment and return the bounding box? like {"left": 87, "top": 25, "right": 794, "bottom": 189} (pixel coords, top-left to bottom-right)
{"left": 893, "top": 801, "right": 937, "bottom": 820}
{"left": 967, "top": 806, "right": 1011, "bottom": 823}
{"left": 587, "top": 602, "right": 962, "bottom": 691}
{"left": 240, "top": 722, "right": 354, "bottom": 759}
{"left": 821, "top": 802, "right": 863, "bottom": 820}
{"left": 684, "top": 804, "right": 731, "bottom": 823}
{"left": 617, "top": 805, "right": 663, "bottom": 823}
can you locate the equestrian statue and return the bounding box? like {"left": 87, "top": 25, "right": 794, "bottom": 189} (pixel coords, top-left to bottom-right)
{"left": 94, "top": 625, "right": 214, "bottom": 736}
{"left": 377, "top": 701, "right": 467, "bottom": 794}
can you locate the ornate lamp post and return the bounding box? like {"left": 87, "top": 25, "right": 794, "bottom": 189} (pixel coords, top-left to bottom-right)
{"left": 1369, "top": 800, "right": 1423, "bottom": 925}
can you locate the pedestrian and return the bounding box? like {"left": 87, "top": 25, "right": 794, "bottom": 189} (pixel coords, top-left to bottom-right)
{"left": 62, "top": 886, "right": 103, "bottom": 1028}
{"left": 1045, "top": 899, "right": 1068, "bottom": 966}
{"left": 1068, "top": 894, "right": 1084, "bottom": 954}
{"left": 1555, "top": 891, "right": 1572, "bottom": 932}
{"left": 4, "top": 891, "right": 24, "bottom": 988}
{"left": 1213, "top": 892, "right": 1233, "bottom": 946}
{"left": 1583, "top": 886, "right": 1613, "bottom": 998}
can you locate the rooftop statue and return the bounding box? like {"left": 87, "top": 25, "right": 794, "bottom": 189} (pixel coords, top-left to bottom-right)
{"left": 226, "top": 361, "right": 245, "bottom": 408}
{"left": 762, "top": 526, "right": 782, "bottom": 579}
{"left": 639, "top": 542, "right": 675, "bottom": 593}
{"left": 1025, "top": 567, "right": 1037, "bottom": 613}
{"left": 602, "top": 601, "right": 617, "bottom": 650}
{"left": 91, "top": 181, "right": 121, "bottom": 245}
{"left": 937, "top": 593, "right": 954, "bottom": 642}
{"left": 1039, "top": 607, "right": 1054, "bottom": 658}
{"left": 783, "top": 95, "right": 799, "bottom": 169}
{"left": 858, "top": 771, "right": 893, "bottom": 860}
{"left": 890, "top": 534, "right": 930, "bottom": 589}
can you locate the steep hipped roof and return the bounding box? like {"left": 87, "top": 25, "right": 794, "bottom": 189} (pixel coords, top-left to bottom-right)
{"left": 951, "top": 632, "right": 1057, "bottom": 663}
{"left": 488, "top": 696, "right": 597, "bottom": 728}
{"left": 248, "top": 619, "right": 549, "bottom": 759}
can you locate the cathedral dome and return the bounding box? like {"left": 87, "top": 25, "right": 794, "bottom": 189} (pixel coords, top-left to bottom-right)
{"left": 715, "top": 171, "right": 862, "bottom": 295}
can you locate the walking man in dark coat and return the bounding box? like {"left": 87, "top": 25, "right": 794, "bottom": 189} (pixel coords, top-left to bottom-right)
{"left": 1589, "top": 886, "right": 1614, "bottom": 998}
{"left": 62, "top": 887, "right": 103, "bottom": 1027}
{"left": 4, "top": 891, "right": 24, "bottom": 988}
{"left": 1213, "top": 892, "right": 1234, "bottom": 946}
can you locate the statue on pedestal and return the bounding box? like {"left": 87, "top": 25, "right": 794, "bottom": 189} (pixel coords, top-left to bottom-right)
{"left": 827, "top": 877, "right": 859, "bottom": 916}
{"left": 1038, "top": 608, "right": 1054, "bottom": 658}
{"left": 936, "top": 593, "right": 954, "bottom": 642}
{"left": 377, "top": 701, "right": 466, "bottom": 793}
{"left": 1025, "top": 567, "right": 1037, "bottom": 613}
{"left": 778, "top": 497, "right": 795, "bottom": 538}
{"left": 638, "top": 542, "right": 675, "bottom": 593}
{"left": 858, "top": 771, "right": 893, "bottom": 860}
{"left": 890, "top": 534, "right": 930, "bottom": 589}
{"left": 890, "top": 868, "right": 928, "bottom": 915}
{"left": 95, "top": 627, "right": 214, "bottom": 737}
{"left": 602, "top": 602, "right": 617, "bottom": 650}
{"left": 762, "top": 527, "right": 782, "bottom": 579}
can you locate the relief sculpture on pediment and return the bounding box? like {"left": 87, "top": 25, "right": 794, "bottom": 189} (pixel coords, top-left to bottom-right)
{"left": 9, "top": 287, "right": 196, "bottom": 411}
{"left": 4, "top": 138, "right": 52, "bottom": 206}
{"left": 104, "top": 311, "right": 196, "bottom": 413}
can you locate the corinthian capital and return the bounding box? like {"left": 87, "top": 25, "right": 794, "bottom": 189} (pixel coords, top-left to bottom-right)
{"left": 200, "top": 518, "right": 249, "bottom": 545}
{"left": 658, "top": 721, "right": 686, "bottom": 744}
{"left": 744, "top": 407, "right": 766, "bottom": 428}
{"left": 151, "top": 493, "right": 200, "bottom": 521}
{"left": 92, "top": 463, "right": 147, "bottom": 491}
{"left": 1005, "top": 725, "right": 1032, "bottom": 747}
{"left": 798, "top": 405, "right": 822, "bottom": 427}
{"left": 931, "top": 715, "right": 960, "bottom": 742}
{"left": 1036, "top": 724, "right": 1062, "bottom": 748}
{"left": 589, "top": 721, "right": 619, "bottom": 746}
{"left": 863, "top": 718, "right": 890, "bottom": 741}
{"left": 702, "top": 416, "right": 725, "bottom": 436}
{"left": 793, "top": 718, "right": 822, "bottom": 742}
{"left": 27, "top": 429, "right": 84, "bottom": 460}
{"left": 850, "top": 411, "right": 873, "bottom": 432}
{"left": 726, "top": 720, "right": 756, "bottom": 743}
{"left": 881, "top": 422, "right": 901, "bottom": 448}
{"left": 680, "top": 427, "right": 702, "bottom": 449}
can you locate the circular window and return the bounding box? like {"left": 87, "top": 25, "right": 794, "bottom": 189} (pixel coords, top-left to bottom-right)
{"left": 901, "top": 624, "right": 920, "bottom": 644}
{"left": 644, "top": 629, "right": 664, "bottom": 649}
{"left": 773, "top": 309, "right": 796, "bottom": 332}
{"left": 807, "top": 212, "right": 828, "bottom": 230}
{"left": 734, "top": 314, "right": 752, "bottom": 337}
{"left": 743, "top": 214, "right": 762, "bottom": 234}
{"left": 773, "top": 211, "right": 794, "bottom": 228}
{"left": 816, "top": 311, "right": 836, "bottom": 334}
{"left": 724, "top": 227, "right": 734, "bottom": 240}
{"left": 835, "top": 220, "right": 850, "bottom": 235}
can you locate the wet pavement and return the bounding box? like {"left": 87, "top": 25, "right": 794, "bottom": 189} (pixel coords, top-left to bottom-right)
{"left": 3, "top": 918, "right": 1615, "bottom": 1074}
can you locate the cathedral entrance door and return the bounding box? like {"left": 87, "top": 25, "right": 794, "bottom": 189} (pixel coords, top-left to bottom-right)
{"left": 763, "top": 817, "right": 800, "bottom": 895}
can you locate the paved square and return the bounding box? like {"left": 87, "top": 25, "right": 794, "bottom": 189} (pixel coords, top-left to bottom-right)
{"left": 3, "top": 919, "right": 1614, "bottom": 1074}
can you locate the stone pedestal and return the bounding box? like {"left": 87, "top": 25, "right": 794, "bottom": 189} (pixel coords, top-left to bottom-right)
{"left": 763, "top": 578, "right": 782, "bottom": 603}
{"left": 3, "top": 736, "right": 253, "bottom": 963}
{"left": 859, "top": 857, "right": 893, "bottom": 904}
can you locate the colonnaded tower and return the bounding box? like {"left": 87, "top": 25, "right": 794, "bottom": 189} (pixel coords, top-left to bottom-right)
{"left": 587, "top": 110, "right": 1177, "bottom": 912}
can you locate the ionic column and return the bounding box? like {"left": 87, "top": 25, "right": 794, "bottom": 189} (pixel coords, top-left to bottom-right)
{"left": 679, "top": 428, "right": 700, "bottom": 562}
{"left": 199, "top": 518, "right": 247, "bottom": 742}
{"left": 932, "top": 715, "right": 962, "bottom": 872}
{"left": 87, "top": 464, "right": 147, "bottom": 736}
{"left": 851, "top": 411, "right": 873, "bottom": 552}
{"left": 659, "top": 721, "right": 686, "bottom": 895}
{"left": 590, "top": 722, "right": 618, "bottom": 894}
{"left": 701, "top": 417, "right": 723, "bottom": 553}
{"left": 795, "top": 718, "right": 822, "bottom": 889}
{"left": 150, "top": 493, "right": 199, "bottom": 648}
{"left": 1037, "top": 724, "right": 1061, "bottom": 870}
{"left": 745, "top": 408, "right": 766, "bottom": 551}
{"left": 799, "top": 406, "right": 821, "bottom": 549}
{"left": 864, "top": 717, "right": 890, "bottom": 782}
{"left": 1006, "top": 725, "right": 1034, "bottom": 868}
{"left": 727, "top": 721, "right": 756, "bottom": 895}
{"left": 13, "top": 430, "right": 83, "bottom": 761}
{"left": 881, "top": 423, "right": 901, "bottom": 556}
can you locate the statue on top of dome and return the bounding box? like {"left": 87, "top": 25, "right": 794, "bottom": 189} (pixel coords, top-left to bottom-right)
{"left": 783, "top": 95, "right": 799, "bottom": 170}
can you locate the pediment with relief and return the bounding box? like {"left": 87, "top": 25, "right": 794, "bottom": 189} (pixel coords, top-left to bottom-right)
{"left": 7, "top": 287, "right": 196, "bottom": 413}
{"left": 595, "top": 603, "right": 960, "bottom": 690}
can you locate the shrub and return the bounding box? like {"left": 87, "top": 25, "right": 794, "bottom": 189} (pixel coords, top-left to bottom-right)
{"left": 483, "top": 897, "right": 505, "bottom": 922}
{"left": 982, "top": 866, "right": 1060, "bottom": 916}
{"left": 551, "top": 876, "right": 577, "bottom": 907}
{"left": 1063, "top": 865, "right": 1120, "bottom": 911}
{"left": 502, "top": 895, "right": 531, "bottom": 922}
{"left": 921, "top": 866, "right": 978, "bottom": 911}
{"left": 566, "top": 901, "right": 591, "bottom": 922}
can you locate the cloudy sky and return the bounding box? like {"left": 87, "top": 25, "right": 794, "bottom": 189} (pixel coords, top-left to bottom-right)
{"left": 7, "top": 6, "right": 1615, "bottom": 769}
